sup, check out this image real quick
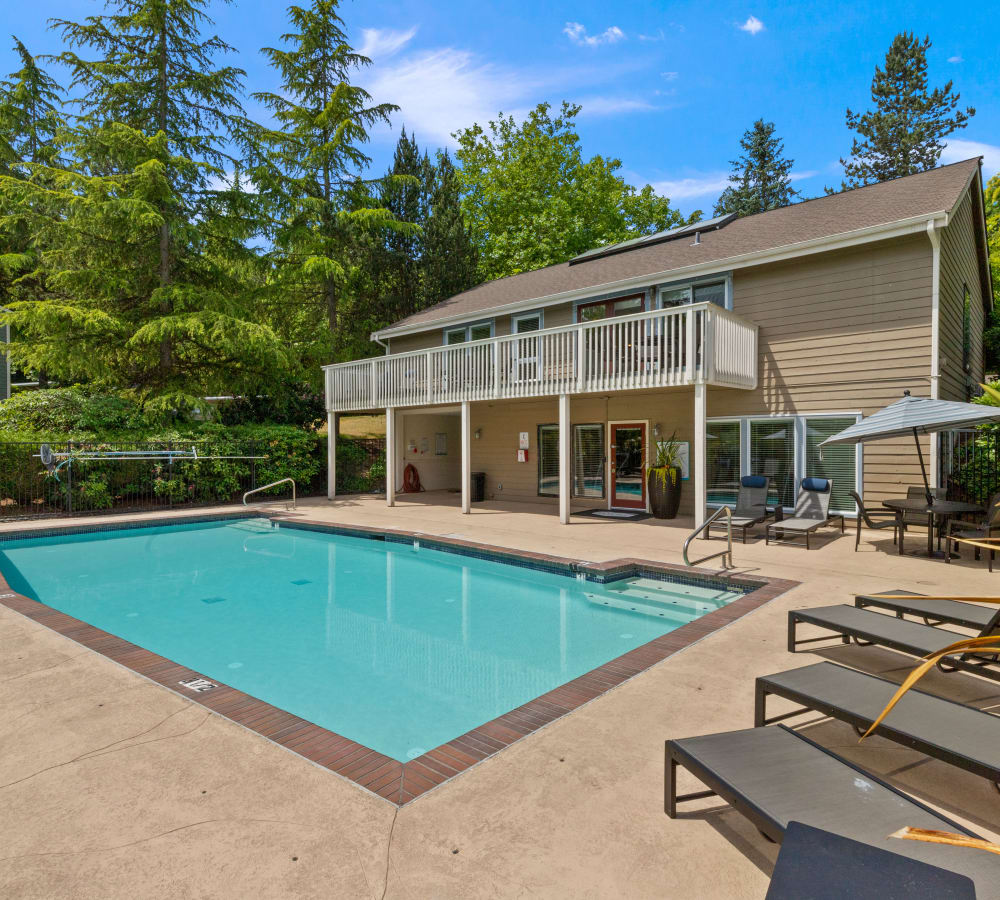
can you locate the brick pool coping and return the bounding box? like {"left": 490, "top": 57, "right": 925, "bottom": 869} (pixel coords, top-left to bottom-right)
{"left": 0, "top": 511, "right": 798, "bottom": 807}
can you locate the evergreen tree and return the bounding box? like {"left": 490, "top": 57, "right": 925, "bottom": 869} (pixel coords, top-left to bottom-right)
{"left": 0, "top": 0, "right": 288, "bottom": 408}
{"left": 714, "top": 119, "right": 798, "bottom": 217}
{"left": 840, "top": 32, "right": 974, "bottom": 188}
{"left": 252, "top": 0, "right": 411, "bottom": 365}
{"left": 420, "top": 149, "right": 478, "bottom": 308}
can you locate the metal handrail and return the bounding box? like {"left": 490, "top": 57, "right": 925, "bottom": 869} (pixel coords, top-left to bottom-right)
{"left": 243, "top": 478, "right": 296, "bottom": 510}
{"left": 682, "top": 506, "right": 733, "bottom": 568}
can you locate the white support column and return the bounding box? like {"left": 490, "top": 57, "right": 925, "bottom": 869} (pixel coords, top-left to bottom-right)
{"left": 461, "top": 400, "right": 471, "bottom": 514}
{"left": 693, "top": 383, "right": 707, "bottom": 527}
{"left": 385, "top": 406, "right": 396, "bottom": 507}
{"left": 326, "top": 411, "right": 336, "bottom": 499}
{"left": 558, "top": 393, "right": 571, "bottom": 525}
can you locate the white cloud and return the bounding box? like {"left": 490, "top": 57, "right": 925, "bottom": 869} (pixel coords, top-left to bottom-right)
{"left": 661, "top": 71, "right": 679, "bottom": 81}
{"left": 577, "top": 96, "right": 656, "bottom": 116}
{"left": 737, "top": 15, "right": 765, "bottom": 35}
{"left": 948, "top": 55, "right": 964, "bottom": 63}
{"left": 639, "top": 29, "right": 665, "bottom": 42}
{"left": 564, "top": 22, "right": 626, "bottom": 47}
{"left": 650, "top": 173, "right": 731, "bottom": 200}
{"left": 941, "top": 139, "right": 1000, "bottom": 179}
{"left": 357, "top": 26, "right": 418, "bottom": 60}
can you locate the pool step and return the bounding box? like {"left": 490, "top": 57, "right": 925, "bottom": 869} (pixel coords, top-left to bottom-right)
{"left": 584, "top": 591, "right": 701, "bottom": 624}
{"left": 606, "top": 577, "right": 735, "bottom": 608}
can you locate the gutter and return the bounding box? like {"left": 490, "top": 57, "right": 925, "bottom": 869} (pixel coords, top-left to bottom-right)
{"left": 373, "top": 210, "right": 951, "bottom": 340}
{"left": 926, "top": 217, "right": 942, "bottom": 487}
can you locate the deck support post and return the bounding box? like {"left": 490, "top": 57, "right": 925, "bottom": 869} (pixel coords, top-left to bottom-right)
{"left": 385, "top": 406, "right": 396, "bottom": 507}
{"left": 559, "top": 393, "right": 571, "bottom": 524}
{"left": 694, "top": 382, "right": 706, "bottom": 528}
{"left": 461, "top": 400, "right": 471, "bottom": 514}
{"left": 327, "top": 411, "right": 336, "bottom": 499}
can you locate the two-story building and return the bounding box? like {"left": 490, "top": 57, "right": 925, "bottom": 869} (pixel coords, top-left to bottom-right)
{"left": 323, "top": 158, "right": 992, "bottom": 526}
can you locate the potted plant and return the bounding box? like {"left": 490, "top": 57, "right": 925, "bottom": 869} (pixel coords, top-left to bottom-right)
{"left": 647, "top": 432, "right": 682, "bottom": 519}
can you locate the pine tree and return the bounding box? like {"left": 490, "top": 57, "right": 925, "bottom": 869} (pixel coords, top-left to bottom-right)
{"left": 0, "top": 0, "right": 288, "bottom": 408}
{"left": 421, "top": 150, "right": 477, "bottom": 308}
{"left": 714, "top": 119, "right": 798, "bottom": 217}
{"left": 252, "top": 0, "right": 411, "bottom": 365}
{"left": 840, "top": 32, "right": 974, "bottom": 187}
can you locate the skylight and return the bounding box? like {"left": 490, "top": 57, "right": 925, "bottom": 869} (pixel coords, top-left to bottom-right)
{"left": 568, "top": 213, "right": 736, "bottom": 266}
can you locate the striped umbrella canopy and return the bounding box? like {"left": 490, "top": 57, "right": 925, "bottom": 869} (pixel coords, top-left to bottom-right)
{"left": 819, "top": 392, "right": 1000, "bottom": 503}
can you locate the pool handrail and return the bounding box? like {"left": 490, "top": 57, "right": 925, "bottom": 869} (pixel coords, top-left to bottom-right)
{"left": 243, "top": 478, "right": 296, "bottom": 510}
{"left": 683, "top": 506, "right": 733, "bottom": 568}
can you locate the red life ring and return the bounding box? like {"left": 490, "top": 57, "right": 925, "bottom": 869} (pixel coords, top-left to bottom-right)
{"left": 403, "top": 463, "right": 422, "bottom": 493}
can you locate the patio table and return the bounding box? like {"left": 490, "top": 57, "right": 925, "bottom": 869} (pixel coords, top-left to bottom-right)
{"left": 882, "top": 498, "right": 984, "bottom": 559}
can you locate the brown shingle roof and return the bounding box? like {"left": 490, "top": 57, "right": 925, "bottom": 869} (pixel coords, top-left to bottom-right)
{"left": 379, "top": 158, "right": 981, "bottom": 335}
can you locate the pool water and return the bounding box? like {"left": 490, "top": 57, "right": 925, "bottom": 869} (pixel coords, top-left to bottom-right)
{"left": 0, "top": 520, "right": 743, "bottom": 762}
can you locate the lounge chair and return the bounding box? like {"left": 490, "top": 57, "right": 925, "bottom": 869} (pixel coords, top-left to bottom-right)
{"left": 854, "top": 588, "right": 998, "bottom": 630}
{"left": 947, "top": 490, "right": 1000, "bottom": 571}
{"left": 849, "top": 490, "right": 901, "bottom": 552}
{"left": 664, "top": 725, "right": 995, "bottom": 891}
{"left": 787, "top": 604, "right": 1000, "bottom": 682}
{"left": 765, "top": 478, "right": 844, "bottom": 549}
{"left": 754, "top": 661, "right": 1000, "bottom": 789}
{"left": 707, "top": 475, "right": 775, "bottom": 543}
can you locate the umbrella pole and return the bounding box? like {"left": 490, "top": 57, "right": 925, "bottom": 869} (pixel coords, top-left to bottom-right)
{"left": 913, "top": 427, "right": 934, "bottom": 506}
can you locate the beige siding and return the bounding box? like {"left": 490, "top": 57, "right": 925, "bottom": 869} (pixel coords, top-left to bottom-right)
{"left": 399, "top": 412, "right": 461, "bottom": 491}
{"left": 465, "top": 389, "right": 697, "bottom": 515}
{"left": 711, "top": 234, "right": 933, "bottom": 504}
{"left": 938, "top": 189, "right": 986, "bottom": 401}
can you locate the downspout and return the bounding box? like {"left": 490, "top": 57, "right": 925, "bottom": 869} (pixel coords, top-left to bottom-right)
{"left": 370, "top": 332, "right": 390, "bottom": 355}
{"left": 926, "top": 218, "right": 941, "bottom": 487}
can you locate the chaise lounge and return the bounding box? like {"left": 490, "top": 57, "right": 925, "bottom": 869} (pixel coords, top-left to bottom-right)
{"left": 854, "top": 588, "right": 999, "bottom": 630}
{"left": 707, "top": 475, "right": 776, "bottom": 543}
{"left": 786, "top": 604, "right": 1000, "bottom": 682}
{"left": 664, "top": 725, "right": 996, "bottom": 891}
{"left": 765, "top": 478, "right": 844, "bottom": 549}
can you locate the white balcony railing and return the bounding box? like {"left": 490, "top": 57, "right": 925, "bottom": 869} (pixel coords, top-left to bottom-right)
{"left": 324, "top": 302, "right": 758, "bottom": 412}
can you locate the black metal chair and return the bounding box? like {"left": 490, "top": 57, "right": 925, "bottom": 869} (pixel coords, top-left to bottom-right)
{"left": 850, "top": 490, "right": 901, "bottom": 552}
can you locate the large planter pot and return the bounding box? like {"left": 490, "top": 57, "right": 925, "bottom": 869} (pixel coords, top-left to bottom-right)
{"left": 647, "top": 466, "right": 682, "bottom": 519}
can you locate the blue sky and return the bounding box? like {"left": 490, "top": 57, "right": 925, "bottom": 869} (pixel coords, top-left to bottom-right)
{"left": 4, "top": 0, "right": 998, "bottom": 215}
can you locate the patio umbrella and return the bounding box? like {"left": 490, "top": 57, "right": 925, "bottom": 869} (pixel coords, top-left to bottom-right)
{"left": 818, "top": 391, "right": 1000, "bottom": 505}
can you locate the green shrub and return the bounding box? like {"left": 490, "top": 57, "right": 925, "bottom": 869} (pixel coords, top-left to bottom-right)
{"left": 0, "top": 387, "right": 149, "bottom": 434}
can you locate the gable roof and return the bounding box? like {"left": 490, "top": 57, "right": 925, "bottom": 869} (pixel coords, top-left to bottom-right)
{"left": 376, "top": 158, "right": 985, "bottom": 338}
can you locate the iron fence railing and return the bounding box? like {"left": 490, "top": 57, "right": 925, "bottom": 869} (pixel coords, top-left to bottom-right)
{"left": 941, "top": 428, "right": 1000, "bottom": 506}
{"left": 0, "top": 440, "right": 283, "bottom": 520}
{"left": 336, "top": 437, "right": 386, "bottom": 494}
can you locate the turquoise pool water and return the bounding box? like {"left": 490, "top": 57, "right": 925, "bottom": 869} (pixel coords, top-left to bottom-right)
{"left": 0, "top": 519, "right": 744, "bottom": 762}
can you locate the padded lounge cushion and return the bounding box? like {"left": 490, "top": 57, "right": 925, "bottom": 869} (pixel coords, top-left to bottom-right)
{"left": 801, "top": 477, "right": 830, "bottom": 492}
{"left": 741, "top": 475, "right": 768, "bottom": 489}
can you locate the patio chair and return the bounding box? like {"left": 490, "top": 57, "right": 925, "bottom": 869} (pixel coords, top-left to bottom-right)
{"left": 754, "top": 661, "right": 1000, "bottom": 790}
{"left": 707, "top": 475, "right": 775, "bottom": 543}
{"left": 765, "top": 478, "right": 844, "bottom": 549}
{"left": 849, "top": 490, "right": 901, "bottom": 552}
{"left": 664, "top": 725, "right": 995, "bottom": 892}
{"left": 787, "top": 604, "right": 1000, "bottom": 682}
{"left": 946, "top": 490, "right": 1000, "bottom": 572}
{"left": 901, "top": 485, "right": 947, "bottom": 542}
{"left": 854, "top": 588, "right": 999, "bottom": 630}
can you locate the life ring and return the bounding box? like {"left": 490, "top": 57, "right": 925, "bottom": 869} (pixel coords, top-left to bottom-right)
{"left": 403, "top": 463, "right": 422, "bottom": 493}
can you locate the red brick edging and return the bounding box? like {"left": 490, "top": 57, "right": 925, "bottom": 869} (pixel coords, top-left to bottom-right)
{"left": 0, "top": 513, "right": 798, "bottom": 806}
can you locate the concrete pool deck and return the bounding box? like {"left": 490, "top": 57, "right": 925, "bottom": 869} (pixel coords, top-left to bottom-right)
{"left": 2, "top": 493, "right": 1000, "bottom": 898}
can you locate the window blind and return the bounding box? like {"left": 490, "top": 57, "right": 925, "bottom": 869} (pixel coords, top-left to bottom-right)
{"left": 750, "top": 419, "right": 795, "bottom": 508}
{"left": 537, "top": 424, "right": 559, "bottom": 496}
{"left": 707, "top": 421, "right": 741, "bottom": 505}
{"left": 573, "top": 424, "right": 604, "bottom": 498}
{"left": 805, "top": 417, "right": 858, "bottom": 513}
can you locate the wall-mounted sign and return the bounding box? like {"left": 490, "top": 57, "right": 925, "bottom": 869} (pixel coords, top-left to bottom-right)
{"left": 517, "top": 448, "right": 528, "bottom": 463}
{"left": 435, "top": 432, "right": 447, "bottom": 455}
{"left": 519, "top": 431, "right": 530, "bottom": 450}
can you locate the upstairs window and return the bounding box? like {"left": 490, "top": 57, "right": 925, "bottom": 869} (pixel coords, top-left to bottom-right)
{"left": 443, "top": 320, "right": 494, "bottom": 344}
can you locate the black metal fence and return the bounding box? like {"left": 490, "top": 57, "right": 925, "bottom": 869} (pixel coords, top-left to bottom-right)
{"left": 941, "top": 429, "right": 1000, "bottom": 505}
{"left": 336, "top": 437, "right": 386, "bottom": 494}
{"left": 0, "top": 440, "right": 274, "bottom": 520}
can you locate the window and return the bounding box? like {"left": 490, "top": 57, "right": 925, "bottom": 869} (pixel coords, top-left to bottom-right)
{"left": 658, "top": 277, "right": 730, "bottom": 310}
{"left": 708, "top": 414, "right": 861, "bottom": 515}
{"left": 575, "top": 294, "right": 645, "bottom": 323}
{"left": 805, "top": 417, "right": 859, "bottom": 514}
{"left": 443, "top": 320, "right": 494, "bottom": 344}
{"left": 750, "top": 419, "right": 796, "bottom": 509}
{"left": 573, "top": 424, "right": 605, "bottom": 498}
{"left": 538, "top": 423, "right": 605, "bottom": 498}
{"left": 538, "top": 424, "right": 559, "bottom": 496}
{"left": 513, "top": 311, "right": 542, "bottom": 333}
{"left": 706, "top": 421, "right": 741, "bottom": 505}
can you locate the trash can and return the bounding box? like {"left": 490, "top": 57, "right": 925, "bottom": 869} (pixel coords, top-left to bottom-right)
{"left": 470, "top": 472, "right": 486, "bottom": 502}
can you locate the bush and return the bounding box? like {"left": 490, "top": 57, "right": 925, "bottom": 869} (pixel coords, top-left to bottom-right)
{"left": 0, "top": 386, "right": 151, "bottom": 434}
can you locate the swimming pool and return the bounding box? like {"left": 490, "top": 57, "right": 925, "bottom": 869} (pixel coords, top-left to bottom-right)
{"left": 0, "top": 518, "right": 746, "bottom": 765}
